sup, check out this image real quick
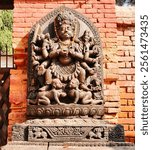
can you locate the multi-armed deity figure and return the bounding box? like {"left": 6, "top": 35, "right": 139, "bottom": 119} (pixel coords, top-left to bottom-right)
{"left": 29, "top": 10, "right": 103, "bottom": 105}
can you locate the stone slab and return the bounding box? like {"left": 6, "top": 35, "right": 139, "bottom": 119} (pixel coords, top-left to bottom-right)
{"left": 1, "top": 142, "right": 48, "bottom": 150}
{"left": 48, "top": 146, "right": 134, "bottom": 150}
{"left": 1, "top": 142, "right": 135, "bottom": 150}
{"left": 12, "top": 119, "right": 124, "bottom": 142}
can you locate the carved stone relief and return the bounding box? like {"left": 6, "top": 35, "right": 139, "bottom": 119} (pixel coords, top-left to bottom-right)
{"left": 27, "top": 6, "right": 104, "bottom": 118}
{"left": 12, "top": 119, "right": 124, "bottom": 143}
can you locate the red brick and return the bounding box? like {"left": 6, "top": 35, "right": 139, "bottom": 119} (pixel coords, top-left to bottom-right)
{"left": 126, "top": 75, "right": 132, "bottom": 80}
{"left": 98, "top": 9, "right": 115, "bottom": 13}
{"left": 104, "top": 4, "right": 115, "bottom": 9}
{"left": 125, "top": 131, "right": 135, "bottom": 137}
{"left": 102, "top": 18, "right": 116, "bottom": 23}
{"left": 120, "top": 88, "right": 126, "bottom": 93}
{"left": 130, "top": 51, "right": 135, "bottom": 56}
{"left": 118, "top": 68, "right": 135, "bottom": 74}
{"left": 120, "top": 106, "right": 135, "bottom": 112}
{"left": 81, "top": 4, "right": 92, "bottom": 9}
{"left": 120, "top": 93, "right": 135, "bottom": 99}
{"left": 106, "top": 63, "right": 117, "bottom": 69}
{"left": 128, "top": 100, "right": 133, "bottom": 106}
{"left": 104, "top": 89, "right": 119, "bottom": 96}
{"left": 104, "top": 73, "right": 119, "bottom": 81}
{"left": 124, "top": 41, "right": 133, "bottom": 46}
{"left": 92, "top": 4, "right": 104, "bottom": 9}
{"left": 75, "top": 8, "right": 85, "bottom": 14}
{"left": 129, "top": 125, "right": 135, "bottom": 131}
{"left": 124, "top": 125, "right": 129, "bottom": 131}
{"left": 13, "top": 28, "right": 25, "bottom": 33}
{"left": 117, "top": 30, "right": 123, "bottom": 36}
{"left": 85, "top": 9, "right": 97, "bottom": 14}
{"left": 105, "top": 102, "right": 119, "bottom": 107}
{"left": 118, "top": 118, "right": 135, "bottom": 124}
{"left": 118, "top": 62, "right": 125, "bottom": 68}
{"left": 128, "top": 112, "right": 134, "bottom": 118}
{"left": 117, "top": 81, "right": 135, "bottom": 87}
{"left": 13, "top": 18, "right": 25, "bottom": 23}
{"left": 106, "top": 42, "right": 117, "bottom": 47}
{"left": 107, "top": 108, "right": 120, "bottom": 113}
{"left": 120, "top": 99, "right": 127, "bottom": 105}
{"left": 117, "top": 51, "right": 125, "bottom": 56}
{"left": 105, "top": 13, "right": 116, "bottom": 18}
{"left": 118, "top": 112, "right": 128, "bottom": 118}
{"left": 127, "top": 87, "right": 134, "bottom": 93}
{"left": 93, "top": 14, "right": 104, "bottom": 18}
{"left": 118, "top": 75, "right": 126, "bottom": 80}
{"left": 118, "top": 56, "right": 135, "bottom": 62}
{"left": 125, "top": 62, "right": 132, "bottom": 68}
{"left": 129, "top": 138, "right": 135, "bottom": 143}
{"left": 44, "top": 4, "right": 60, "bottom": 9}
{"left": 106, "top": 23, "right": 117, "bottom": 28}
{"left": 106, "top": 33, "right": 116, "bottom": 38}
{"left": 124, "top": 30, "right": 134, "bottom": 36}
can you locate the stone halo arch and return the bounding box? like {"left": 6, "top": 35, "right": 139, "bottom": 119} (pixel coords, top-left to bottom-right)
{"left": 27, "top": 6, "right": 103, "bottom": 103}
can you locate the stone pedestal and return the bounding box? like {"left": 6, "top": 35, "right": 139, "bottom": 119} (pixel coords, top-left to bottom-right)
{"left": 11, "top": 119, "right": 130, "bottom": 145}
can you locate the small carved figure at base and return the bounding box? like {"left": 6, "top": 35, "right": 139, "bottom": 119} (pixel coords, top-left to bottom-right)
{"left": 37, "top": 79, "right": 66, "bottom": 105}
{"left": 68, "top": 78, "right": 102, "bottom": 105}
{"left": 88, "top": 127, "right": 104, "bottom": 139}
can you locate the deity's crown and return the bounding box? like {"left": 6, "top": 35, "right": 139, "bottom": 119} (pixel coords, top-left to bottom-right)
{"left": 54, "top": 10, "right": 77, "bottom": 28}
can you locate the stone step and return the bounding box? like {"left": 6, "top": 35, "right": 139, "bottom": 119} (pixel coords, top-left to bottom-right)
{"left": 1, "top": 142, "right": 134, "bottom": 150}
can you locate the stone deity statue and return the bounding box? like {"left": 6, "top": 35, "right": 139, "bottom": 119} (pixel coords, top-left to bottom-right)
{"left": 28, "top": 9, "right": 103, "bottom": 107}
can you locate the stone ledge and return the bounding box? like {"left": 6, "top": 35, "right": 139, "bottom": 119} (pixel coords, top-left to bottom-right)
{"left": 27, "top": 105, "right": 104, "bottom": 118}
{"left": 1, "top": 141, "right": 134, "bottom": 150}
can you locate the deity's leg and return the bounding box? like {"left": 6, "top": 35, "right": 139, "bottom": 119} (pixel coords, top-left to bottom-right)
{"left": 45, "top": 68, "right": 53, "bottom": 84}
{"left": 78, "top": 67, "right": 90, "bottom": 91}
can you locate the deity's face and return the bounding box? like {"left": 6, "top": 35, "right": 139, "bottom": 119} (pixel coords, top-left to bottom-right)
{"left": 83, "top": 31, "right": 91, "bottom": 42}
{"left": 57, "top": 21, "right": 75, "bottom": 40}
{"left": 69, "top": 78, "right": 79, "bottom": 89}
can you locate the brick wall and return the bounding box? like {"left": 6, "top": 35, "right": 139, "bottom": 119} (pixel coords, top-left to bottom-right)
{"left": 8, "top": 0, "right": 135, "bottom": 142}
{"left": 116, "top": 6, "right": 135, "bottom": 142}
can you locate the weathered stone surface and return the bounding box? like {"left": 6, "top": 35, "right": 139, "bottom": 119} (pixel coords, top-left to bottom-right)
{"left": 1, "top": 142, "right": 48, "bottom": 150}
{"left": 27, "top": 104, "right": 104, "bottom": 118}
{"left": 1, "top": 142, "right": 134, "bottom": 150}
{"left": 27, "top": 6, "right": 104, "bottom": 118}
{"left": 12, "top": 119, "right": 124, "bottom": 143}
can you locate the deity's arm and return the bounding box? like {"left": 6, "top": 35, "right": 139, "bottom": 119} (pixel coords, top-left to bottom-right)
{"left": 41, "top": 59, "right": 51, "bottom": 68}
{"left": 49, "top": 48, "right": 60, "bottom": 58}
{"left": 73, "top": 90, "right": 80, "bottom": 104}
{"left": 70, "top": 50, "right": 83, "bottom": 60}
{"left": 53, "top": 89, "right": 61, "bottom": 105}
{"left": 42, "top": 40, "right": 49, "bottom": 59}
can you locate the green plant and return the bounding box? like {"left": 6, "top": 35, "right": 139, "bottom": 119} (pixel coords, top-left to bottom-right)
{"left": 0, "top": 10, "right": 13, "bottom": 54}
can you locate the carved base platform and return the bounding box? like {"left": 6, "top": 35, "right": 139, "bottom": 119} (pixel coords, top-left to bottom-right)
{"left": 1, "top": 141, "right": 134, "bottom": 150}
{"left": 12, "top": 119, "right": 124, "bottom": 142}
{"left": 27, "top": 105, "right": 104, "bottom": 118}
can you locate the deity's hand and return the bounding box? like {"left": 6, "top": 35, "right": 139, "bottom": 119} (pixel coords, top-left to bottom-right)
{"left": 36, "top": 65, "right": 46, "bottom": 76}
{"left": 33, "top": 55, "right": 38, "bottom": 60}
{"left": 93, "top": 45, "right": 100, "bottom": 55}
{"left": 31, "top": 44, "right": 37, "bottom": 51}
{"left": 61, "top": 92, "right": 67, "bottom": 97}
{"left": 69, "top": 49, "right": 75, "bottom": 55}
{"left": 59, "top": 49, "right": 68, "bottom": 56}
